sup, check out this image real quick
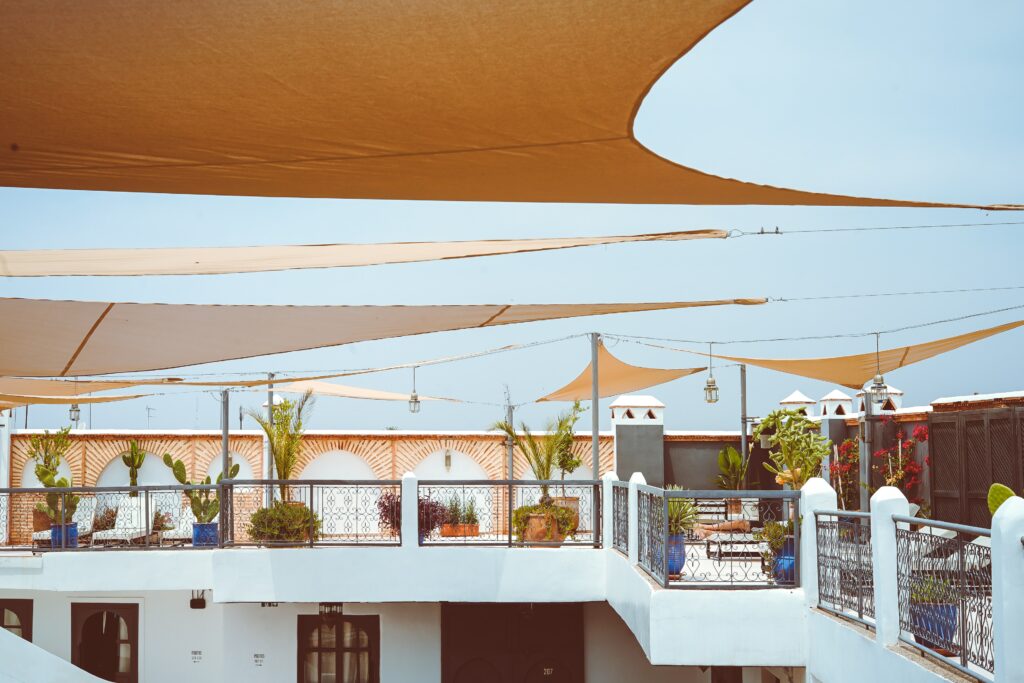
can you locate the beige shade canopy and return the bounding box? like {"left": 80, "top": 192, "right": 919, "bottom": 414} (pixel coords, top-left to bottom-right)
{"left": 0, "top": 230, "right": 724, "bottom": 277}
{"left": 0, "top": 377, "right": 148, "bottom": 396}
{"left": 708, "top": 319, "right": 1024, "bottom": 389}
{"left": 539, "top": 342, "right": 705, "bottom": 402}
{"left": 0, "top": 296, "right": 764, "bottom": 377}
{"left": 0, "top": 392, "right": 148, "bottom": 408}
{"left": 1, "top": 1, "right": 1011, "bottom": 209}
{"left": 274, "top": 379, "right": 452, "bottom": 403}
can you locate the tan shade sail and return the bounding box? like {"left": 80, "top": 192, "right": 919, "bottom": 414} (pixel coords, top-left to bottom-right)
{"left": 0, "top": 296, "right": 764, "bottom": 377}
{"left": 0, "top": 392, "right": 149, "bottom": 407}
{"left": 0, "top": 230, "right": 725, "bottom": 277}
{"left": 274, "top": 380, "right": 452, "bottom": 403}
{"left": 539, "top": 342, "right": 705, "bottom": 402}
{"left": 1, "top": 1, "right": 1011, "bottom": 209}
{"left": 709, "top": 319, "right": 1024, "bottom": 389}
{"left": 0, "top": 377, "right": 147, "bottom": 396}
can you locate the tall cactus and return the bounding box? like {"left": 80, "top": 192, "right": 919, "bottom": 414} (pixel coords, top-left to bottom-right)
{"left": 163, "top": 454, "right": 239, "bottom": 524}
{"left": 122, "top": 440, "right": 147, "bottom": 496}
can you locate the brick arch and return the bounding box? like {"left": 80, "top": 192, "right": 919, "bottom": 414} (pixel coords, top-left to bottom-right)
{"left": 294, "top": 437, "right": 392, "bottom": 479}
{"left": 396, "top": 437, "right": 506, "bottom": 480}
{"left": 193, "top": 437, "right": 263, "bottom": 481}
{"left": 80, "top": 437, "right": 193, "bottom": 486}
{"left": 10, "top": 434, "right": 87, "bottom": 487}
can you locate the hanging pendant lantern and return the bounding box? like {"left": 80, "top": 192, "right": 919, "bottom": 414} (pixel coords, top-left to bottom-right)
{"left": 69, "top": 403, "right": 81, "bottom": 425}
{"left": 703, "top": 342, "right": 719, "bottom": 404}
{"left": 408, "top": 366, "right": 421, "bottom": 414}
{"left": 869, "top": 374, "right": 888, "bottom": 406}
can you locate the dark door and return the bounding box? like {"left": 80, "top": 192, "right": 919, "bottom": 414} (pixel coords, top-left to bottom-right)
{"left": 71, "top": 603, "right": 138, "bottom": 683}
{"left": 442, "top": 603, "right": 583, "bottom": 683}
{"left": 1, "top": 599, "right": 33, "bottom": 641}
{"left": 297, "top": 615, "right": 380, "bottom": 683}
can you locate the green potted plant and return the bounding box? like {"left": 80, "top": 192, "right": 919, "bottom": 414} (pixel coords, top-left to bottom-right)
{"left": 754, "top": 519, "right": 795, "bottom": 584}
{"left": 715, "top": 445, "right": 748, "bottom": 515}
{"left": 665, "top": 486, "right": 698, "bottom": 578}
{"left": 495, "top": 402, "right": 584, "bottom": 543}
{"left": 247, "top": 390, "right": 314, "bottom": 501}
{"left": 29, "top": 428, "right": 81, "bottom": 547}
{"left": 377, "top": 491, "right": 448, "bottom": 543}
{"left": 163, "top": 454, "right": 239, "bottom": 547}
{"left": 122, "top": 441, "right": 146, "bottom": 496}
{"left": 754, "top": 409, "right": 831, "bottom": 492}
{"left": 909, "top": 575, "right": 957, "bottom": 653}
{"left": 246, "top": 500, "right": 321, "bottom": 545}
{"left": 441, "top": 496, "right": 480, "bottom": 537}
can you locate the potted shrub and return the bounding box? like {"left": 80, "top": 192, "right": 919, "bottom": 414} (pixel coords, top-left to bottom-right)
{"left": 163, "top": 454, "right": 240, "bottom": 547}
{"left": 754, "top": 409, "right": 831, "bottom": 498}
{"left": 441, "top": 497, "right": 480, "bottom": 537}
{"left": 122, "top": 441, "right": 146, "bottom": 496}
{"left": 755, "top": 520, "right": 795, "bottom": 584}
{"left": 29, "top": 428, "right": 80, "bottom": 547}
{"left": 909, "top": 575, "right": 957, "bottom": 653}
{"left": 496, "top": 401, "right": 584, "bottom": 543}
{"left": 247, "top": 390, "right": 314, "bottom": 501}
{"left": 377, "top": 491, "right": 448, "bottom": 543}
{"left": 715, "top": 445, "right": 748, "bottom": 515}
{"left": 247, "top": 500, "right": 321, "bottom": 545}
{"left": 665, "top": 486, "right": 698, "bottom": 578}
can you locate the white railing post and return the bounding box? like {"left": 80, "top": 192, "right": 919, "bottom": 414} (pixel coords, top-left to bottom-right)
{"left": 800, "top": 477, "right": 837, "bottom": 606}
{"left": 627, "top": 472, "right": 645, "bottom": 566}
{"left": 992, "top": 495, "right": 1024, "bottom": 681}
{"left": 870, "top": 486, "right": 909, "bottom": 646}
{"left": 400, "top": 472, "right": 419, "bottom": 549}
{"left": 601, "top": 471, "right": 618, "bottom": 550}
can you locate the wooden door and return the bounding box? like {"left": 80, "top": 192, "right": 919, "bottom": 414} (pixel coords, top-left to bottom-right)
{"left": 71, "top": 603, "right": 139, "bottom": 683}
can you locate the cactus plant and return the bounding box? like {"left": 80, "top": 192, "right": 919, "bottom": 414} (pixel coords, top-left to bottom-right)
{"left": 163, "top": 454, "right": 239, "bottom": 524}
{"left": 30, "top": 427, "right": 79, "bottom": 525}
{"left": 988, "top": 482, "right": 1017, "bottom": 515}
{"left": 122, "top": 441, "right": 147, "bottom": 496}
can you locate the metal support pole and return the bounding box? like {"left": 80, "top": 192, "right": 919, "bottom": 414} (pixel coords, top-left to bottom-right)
{"left": 739, "top": 364, "right": 749, "bottom": 475}
{"left": 590, "top": 332, "right": 600, "bottom": 478}
{"left": 506, "top": 402, "right": 515, "bottom": 480}
{"left": 220, "top": 389, "right": 230, "bottom": 485}
{"left": 860, "top": 394, "right": 873, "bottom": 511}
{"left": 266, "top": 372, "right": 275, "bottom": 477}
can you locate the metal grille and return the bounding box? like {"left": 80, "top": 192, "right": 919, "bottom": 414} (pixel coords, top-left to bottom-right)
{"left": 637, "top": 487, "right": 666, "bottom": 585}
{"left": 815, "top": 511, "right": 874, "bottom": 626}
{"left": 223, "top": 480, "right": 400, "bottom": 547}
{"left": 895, "top": 519, "right": 993, "bottom": 679}
{"left": 612, "top": 482, "right": 628, "bottom": 555}
{"left": 416, "top": 480, "right": 601, "bottom": 547}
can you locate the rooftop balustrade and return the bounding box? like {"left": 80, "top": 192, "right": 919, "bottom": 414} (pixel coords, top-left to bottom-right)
{"left": 815, "top": 510, "right": 874, "bottom": 627}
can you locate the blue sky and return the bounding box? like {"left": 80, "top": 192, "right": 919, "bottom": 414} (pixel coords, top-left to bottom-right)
{"left": 3, "top": 0, "right": 1023, "bottom": 432}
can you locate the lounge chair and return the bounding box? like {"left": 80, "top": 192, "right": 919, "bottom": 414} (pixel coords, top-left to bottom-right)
{"left": 92, "top": 498, "right": 148, "bottom": 545}
{"left": 32, "top": 496, "right": 98, "bottom": 546}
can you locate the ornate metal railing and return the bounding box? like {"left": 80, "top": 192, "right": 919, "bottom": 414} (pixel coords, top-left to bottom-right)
{"left": 815, "top": 510, "right": 874, "bottom": 627}
{"left": 222, "top": 480, "right": 401, "bottom": 547}
{"left": 612, "top": 482, "right": 628, "bottom": 555}
{"left": 636, "top": 486, "right": 800, "bottom": 589}
{"left": 0, "top": 484, "right": 220, "bottom": 551}
{"left": 894, "top": 515, "right": 993, "bottom": 680}
{"left": 416, "top": 480, "right": 601, "bottom": 547}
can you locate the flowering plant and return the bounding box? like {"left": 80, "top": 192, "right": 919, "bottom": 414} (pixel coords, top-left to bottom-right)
{"left": 830, "top": 439, "right": 860, "bottom": 511}
{"left": 872, "top": 422, "right": 928, "bottom": 505}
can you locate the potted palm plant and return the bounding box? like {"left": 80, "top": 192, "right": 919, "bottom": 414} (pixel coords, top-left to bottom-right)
{"left": 715, "top": 445, "right": 748, "bottom": 515}
{"left": 495, "top": 402, "right": 584, "bottom": 544}
{"left": 665, "top": 486, "right": 698, "bottom": 578}
{"left": 247, "top": 390, "right": 314, "bottom": 502}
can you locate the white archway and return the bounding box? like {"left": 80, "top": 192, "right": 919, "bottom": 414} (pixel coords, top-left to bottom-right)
{"left": 206, "top": 452, "right": 255, "bottom": 481}
{"left": 20, "top": 458, "right": 73, "bottom": 488}
{"left": 296, "top": 451, "right": 381, "bottom": 539}
{"left": 297, "top": 451, "right": 377, "bottom": 481}
{"left": 95, "top": 452, "right": 177, "bottom": 488}
{"left": 413, "top": 449, "right": 488, "bottom": 481}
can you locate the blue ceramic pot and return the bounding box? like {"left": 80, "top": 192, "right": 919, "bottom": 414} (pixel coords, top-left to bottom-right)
{"left": 192, "top": 522, "right": 219, "bottom": 547}
{"left": 50, "top": 522, "right": 78, "bottom": 548}
{"left": 666, "top": 534, "right": 687, "bottom": 576}
{"left": 910, "top": 603, "right": 958, "bottom": 650}
{"left": 772, "top": 537, "right": 795, "bottom": 583}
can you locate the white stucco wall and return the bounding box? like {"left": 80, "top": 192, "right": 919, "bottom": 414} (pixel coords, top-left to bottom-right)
{"left": 297, "top": 450, "right": 377, "bottom": 480}
{"left": 95, "top": 453, "right": 177, "bottom": 488}
{"left": 412, "top": 449, "right": 488, "bottom": 480}
{"left": 206, "top": 452, "right": 254, "bottom": 481}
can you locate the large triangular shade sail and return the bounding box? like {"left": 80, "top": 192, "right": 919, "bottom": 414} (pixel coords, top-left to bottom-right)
{"left": 274, "top": 380, "right": 452, "bottom": 403}
{"left": 0, "top": 230, "right": 724, "bottom": 277}
{"left": 0, "top": 296, "right": 764, "bottom": 377}
{"left": 706, "top": 319, "right": 1024, "bottom": 389}
{"left": 0, "top": 392, "right": 148, "bottom": 409}
{"left": 0, "top": 1, "right": 1012, "bottom": 209}
{"left": 539, "top": 342, "right": 705, "bottom": 402}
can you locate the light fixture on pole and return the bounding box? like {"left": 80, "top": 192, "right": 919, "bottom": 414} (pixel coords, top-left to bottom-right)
{"left": 408, "top": 366, "right": 421, "bottom": 414}
{"left": 704, "top": 343, "right": 719, "bottom": 404}
{"left": 69, "top": 403, "right": 80, "bottom": 427}
{"left": 868, "top": 333, "right": 888, "bottom": 406}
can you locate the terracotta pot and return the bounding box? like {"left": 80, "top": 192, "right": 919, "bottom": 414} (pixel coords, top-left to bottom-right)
{"left": 522, "top": 513, "right": 565, "bottom": 544}
{"left": 551, "top": 496, "right": 580, "bottom": 516}
{"left": 440, "top": 523, "right": 480, "bottom": 538}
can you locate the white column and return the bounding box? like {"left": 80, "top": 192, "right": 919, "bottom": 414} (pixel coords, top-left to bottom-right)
{"left": 627, "top": 472, "right": 646, "bottom": 566}
{"left": 869, "top": 486, "right": 909, "bottom": 646}
{"left": 400, "top": 472, "right": 419, "bottom": 548}
{"left": 800, "top": 477, "right": 838, "bottom": 607}
{"left": 0, "top": 409, "right": 10, "bottom": 487}
{"left": 992, "top": 495, "right": 1024, "bottom": 681}
{"left": 601, "top": 471, "right": 618, "bottom": 550}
